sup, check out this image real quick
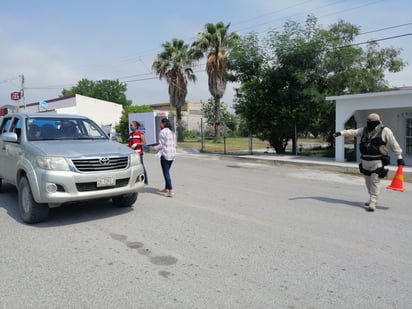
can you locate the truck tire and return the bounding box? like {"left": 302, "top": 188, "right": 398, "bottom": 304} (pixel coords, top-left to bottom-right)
{"left": 18, "top": 176, "right": 49, "bottom": 224}
{"left": 0, "top": 178, "right": 2, "bottom": 193}
{"left": 112, "top": 193, "right": 138, "bottom": 208}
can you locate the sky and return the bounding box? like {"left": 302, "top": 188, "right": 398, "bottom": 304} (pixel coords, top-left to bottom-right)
{"left": 1, "top": 0, "right": 412, "bottom": 110}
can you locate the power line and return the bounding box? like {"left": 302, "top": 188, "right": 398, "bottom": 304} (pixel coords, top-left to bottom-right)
{"left": 26, "top": 85, "right": 76, "bottom": 90}
{"left": 118, "top": 32, "right": 412, "bottom": 84}
{"left": 14, "top": 2, "right": 412, "bottom": 91}
{"left": 230, "top": 0, "right": 314, "bottom": 28}
{"left": 113, "top": 0, "right": 356, "bottom": 66}
{"left": 359, "top": 22, "right": 412, "bottom": 36}
{"left": 0, "top": 76, "right": 20, "bottom": 85}
{"left": 233, "top": 0, "right": 352, "bottom": 33}
{"left": 23, "top": 26, "right": 412, "bottom": 90}
{"left": 122, "top": 68, "right": 206, "bottom": 84}
{"left": 348, "top": 32, "right": 412, "bottom": 47}
{"left": 111, "top": 0, "right": 390, "bottom": 69}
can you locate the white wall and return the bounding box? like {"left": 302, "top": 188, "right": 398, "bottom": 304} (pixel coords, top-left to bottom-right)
{"left": 55, "top": 106, "right": 77, "bottom": 114}
{"left": 20, "top": 94, "right": 123, "bottom": 129}
{"left": 75, "top": 94, "right": 122, "bottom": 127}
{"left": 184, "top": 102, "right": 203, "bottom": 132}
{"left": 23, "top": 96, "right": 76, "bottom": 114}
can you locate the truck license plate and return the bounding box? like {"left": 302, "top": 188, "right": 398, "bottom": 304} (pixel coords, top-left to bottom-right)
{"left": 97, "top": 176, "right": 116, "bottom": 187}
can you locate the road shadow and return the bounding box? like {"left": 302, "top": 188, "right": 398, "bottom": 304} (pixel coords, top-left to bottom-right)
{"left": 44, "top": 200, "right": 135, "bottom": 227}
{"left": 0, "top": 182, "right": 20, "bottom": 219}
{"left": 0, "top": 182, "right": 136, "bottom": 227}
{"left": 142, "top": 186, "right": 168, "bottom": 197}
{"left": 289, "top": 196, "right": 389, "bottom": 211}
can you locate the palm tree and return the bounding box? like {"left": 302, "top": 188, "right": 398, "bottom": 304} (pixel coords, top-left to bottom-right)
{"left": 152, "top": 38, "right": 201, "bottom": 141}
{"left": 192, "top": 22, "right": 239, "bottom": 137}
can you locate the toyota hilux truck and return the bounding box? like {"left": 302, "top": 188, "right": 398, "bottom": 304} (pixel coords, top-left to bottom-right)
{"left": 0, "top": 113, "right": 145, "bottom": 224}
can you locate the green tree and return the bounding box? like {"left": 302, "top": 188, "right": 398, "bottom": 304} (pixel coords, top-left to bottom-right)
{"left": 227, "top": 32, "right": 264, "bottom": 83}
{"left": 192, "top": 22, "right": 239, "bottom": 137}
{"left": 116, "top": 105, "right": 153, "bottom": 143}
{"left": 323, "top": 20, "right": 405, "bottom": 95}
{"left": 152, "top": 38, "right": 202, "bottom": 142}
{"left": 201, "top": 98, "right": 237, "bottom": 135}
{"left": 62, "top": 79, "right": 131, "bottom": 107}
{"left": 231, "top": 16, "right": 406, "bottom": 153}
{"left": 313, "top": 20, "right": 405, "bottom": 138}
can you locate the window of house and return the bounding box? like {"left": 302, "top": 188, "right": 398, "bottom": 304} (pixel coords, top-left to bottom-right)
{"left": 406, "top": 118, "right": 412, "bottom": 155}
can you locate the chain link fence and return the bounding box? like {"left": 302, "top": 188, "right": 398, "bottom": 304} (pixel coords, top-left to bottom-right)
{"left": 180, "top": 118, "right": 269, "bottom": 154}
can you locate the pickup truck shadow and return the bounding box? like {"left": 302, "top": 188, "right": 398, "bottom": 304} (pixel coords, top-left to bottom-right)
{"left": 0, "top": 182, "right": 135, "bottom": 226}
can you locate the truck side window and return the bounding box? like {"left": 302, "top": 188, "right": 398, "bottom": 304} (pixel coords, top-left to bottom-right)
{"left": 10, "top": 118, "right": 22, "bottom": 140}
{"left": 1, "top": 118, "right": 11, "bottom": 134}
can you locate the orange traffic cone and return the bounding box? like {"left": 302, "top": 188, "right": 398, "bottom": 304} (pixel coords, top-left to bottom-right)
{"left": 387, "top": 165, "right": 405, "bottom": 192}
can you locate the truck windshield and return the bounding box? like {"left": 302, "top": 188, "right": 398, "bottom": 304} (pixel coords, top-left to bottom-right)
{"left": 26, "top": 117, "right": 109, "bottom": 141}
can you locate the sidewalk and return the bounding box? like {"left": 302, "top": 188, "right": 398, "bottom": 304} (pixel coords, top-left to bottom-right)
{"left": 179, "top": 148, "right": 412, "bottom": 182}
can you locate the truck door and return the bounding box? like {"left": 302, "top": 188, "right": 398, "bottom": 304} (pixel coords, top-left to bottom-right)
{"left": 0, "top": 117, "right": 12, "bottom": 179}
{"left": 0, "top": 116, "right": 22, "bottom": 184}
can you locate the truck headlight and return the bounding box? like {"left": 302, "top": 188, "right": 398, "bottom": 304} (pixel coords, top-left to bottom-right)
{"left": 37, "top": 157, "right": 70, "bottom": 171}
{"left": 130, "top": 152, "right": 140, "bottom": 166}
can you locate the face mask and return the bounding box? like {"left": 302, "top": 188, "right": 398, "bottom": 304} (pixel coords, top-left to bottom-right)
{"left": 366, "top": 120, "right": 380, "bottom": 131}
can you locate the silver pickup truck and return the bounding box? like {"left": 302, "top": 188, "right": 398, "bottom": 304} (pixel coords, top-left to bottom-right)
{"left": 0, "top": 113, "right": 145, "bottom": 224}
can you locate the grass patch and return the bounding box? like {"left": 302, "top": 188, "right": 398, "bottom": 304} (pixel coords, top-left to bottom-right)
{"left": 298, "top": 146, "right": 334, "bottom": 157}
{"left": 178, "top": 137, "right": 269, "bottom": 153}
{"left": 178, "top": 137, "right": 334, "bottom": 155}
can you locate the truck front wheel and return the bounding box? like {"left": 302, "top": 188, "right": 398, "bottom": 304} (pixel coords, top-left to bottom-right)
{"left": 112, "top": 193, "right": 138, "bottom": 208}
{"left": 18, "top": 177, "right": 49, "bottom": 224}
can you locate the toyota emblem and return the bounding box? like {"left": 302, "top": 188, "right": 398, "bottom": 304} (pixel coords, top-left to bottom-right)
{"left": 99, "top": 157, "right": 110, "bottom": 165}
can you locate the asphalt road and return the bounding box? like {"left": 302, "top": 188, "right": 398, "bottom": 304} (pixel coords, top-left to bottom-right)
{"left": 1, "top": 152, "right": 411, "bottom": 309}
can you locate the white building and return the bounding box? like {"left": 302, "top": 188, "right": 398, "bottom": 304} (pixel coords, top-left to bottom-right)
{"left": 18, "top": 94, "right": 123, "bottom": 129}
{"left": 149, "top": 101, "right": 203, "bottom": 132}
{"left": 327, "top": 87, "right": 412, "bottom": 166}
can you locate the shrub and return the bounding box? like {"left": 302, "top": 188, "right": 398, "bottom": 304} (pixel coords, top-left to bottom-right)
{"left": 183, "top": 129, "right": 199, "bottom": 141}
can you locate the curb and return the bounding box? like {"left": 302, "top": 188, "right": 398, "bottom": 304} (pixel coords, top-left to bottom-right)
{"left": 218, "top": 154, "right": 412, "bottom": 183}
{"left": 177, "top": 147, "right": 412, "bottom": 183}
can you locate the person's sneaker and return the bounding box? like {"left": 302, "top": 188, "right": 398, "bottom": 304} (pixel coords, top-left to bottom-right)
{"left": 166, "top": 190, "right": 175, "bottom": 197}
{"left": 368, "top": 201, "right": 376, "bottom": 211}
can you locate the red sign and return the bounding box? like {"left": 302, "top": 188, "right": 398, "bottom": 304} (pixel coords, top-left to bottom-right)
{"left": 10, "top": 91, "right": 21, "bottom": 101}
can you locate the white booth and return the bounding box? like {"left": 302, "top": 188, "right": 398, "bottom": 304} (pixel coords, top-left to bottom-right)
{"left": 128, "top": 111, "right": 170, "bottom": 144}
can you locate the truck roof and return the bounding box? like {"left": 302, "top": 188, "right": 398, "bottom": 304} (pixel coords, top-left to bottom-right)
{"left": 4, "top": 113, "right": 89, "bottom": 119}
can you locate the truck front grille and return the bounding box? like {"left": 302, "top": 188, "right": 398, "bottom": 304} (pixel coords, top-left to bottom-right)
{"left": 76, "top": 178, "right": 130, "bottom": 192}
{"left": 72, "top": 156, "right": 129, "bottom": 172}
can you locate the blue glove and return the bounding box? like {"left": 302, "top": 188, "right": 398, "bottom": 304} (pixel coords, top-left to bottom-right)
{"left": 143, "top": 145, "right": 150, "bottom": 150}
{"left": 397, "top": 159, "right": 405, "bottom": 166}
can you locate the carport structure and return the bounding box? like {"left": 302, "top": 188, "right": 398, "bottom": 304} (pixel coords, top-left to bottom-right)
{"left": 327, "top": 87, "right": 412, "bottom": 165}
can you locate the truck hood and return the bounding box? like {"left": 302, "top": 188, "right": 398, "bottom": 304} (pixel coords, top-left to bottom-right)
{"left": 30, "top": 140, "right": 133, "bottom": 157}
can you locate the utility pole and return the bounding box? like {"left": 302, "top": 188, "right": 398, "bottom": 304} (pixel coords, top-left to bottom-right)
{"left": 20, "top": 74, "right": 25, "bottom": 112}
